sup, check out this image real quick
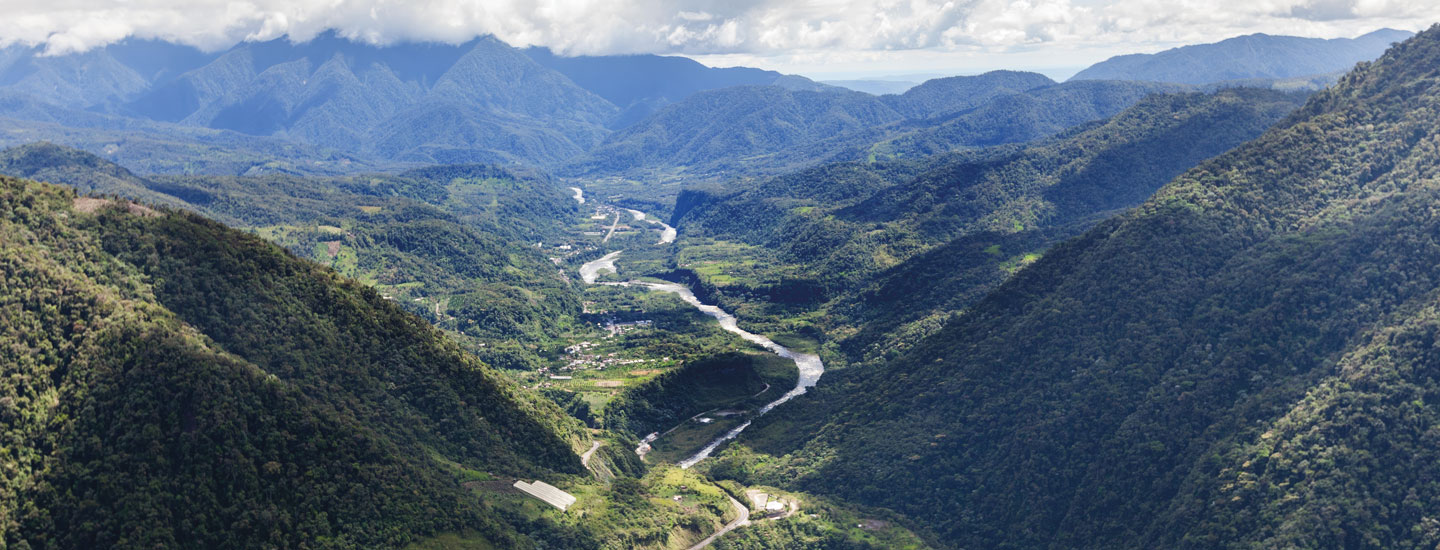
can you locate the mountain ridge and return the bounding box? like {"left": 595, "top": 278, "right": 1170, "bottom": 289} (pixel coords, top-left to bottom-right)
{"left": 1071, "top": 28, "right": 1414, "bottom": 84}
{"left": 717, "top": 24, "right": 1440, "bottom": 550}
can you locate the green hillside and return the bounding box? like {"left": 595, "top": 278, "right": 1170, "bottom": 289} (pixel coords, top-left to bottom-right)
{"left": 672, "top": 87, "right": 1305, "bottom": 349}
{"left": 0, "top": 144, "right": 584, "bottom": 368}
{"left": 0, "top": 176, "right": 581, "bottom": 548}
{"left": 569, "top": 77, "right": 1189, "bottom": 178}
{"left": 715, "top": 25, "right": 1440, "bottom": 549}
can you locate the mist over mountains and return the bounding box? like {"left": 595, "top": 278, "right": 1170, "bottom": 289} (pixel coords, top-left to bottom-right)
{"left": 0, "top": 28, "right": 1410, "bottom": 176}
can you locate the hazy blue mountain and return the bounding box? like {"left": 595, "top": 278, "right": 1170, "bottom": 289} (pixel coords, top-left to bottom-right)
{"left": 881, "top": 70, "right": 1056, "bottom": 117}
{"left": 0, "top": 141, "right": 186, "bottom": 207}
{"left": 1071, "top": 28, "right": 1413, "bottom": 84}
{"left": 0, "top": 91, "right": 377, "bottom": 175}
{"left": 0, "top": 33, "right": 619, "bottom": 166}
{"left": 569, "top": 85, "right": 907, "bottom": 174}
{"left": 0, "top": 39, "right": 216, "bottom": 109}
{"left": 128, "top": 33, "right": 616, "bottom": 164}
{"left": 575, "top": 74, "right": 1188, "bottom": 176}
{"left": 524, "top": 48, "right": 820, "bottom": 127}
{"left": 822, "top": 79, "right": 922, "bottom": 95}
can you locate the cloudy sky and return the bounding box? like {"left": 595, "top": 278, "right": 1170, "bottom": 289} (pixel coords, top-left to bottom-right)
{"left": 0, "top": 0, "right": 1435, "bottom": 79}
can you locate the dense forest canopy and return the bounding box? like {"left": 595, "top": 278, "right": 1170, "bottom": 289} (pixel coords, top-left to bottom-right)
{"left": 716, "top": 24, "right": 1440, "bottom": 550}
{"left": 0, "top": 175, "right": 583, "bottom": 548}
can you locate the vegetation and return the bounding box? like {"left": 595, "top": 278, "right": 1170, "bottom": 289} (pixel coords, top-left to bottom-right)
{"left": 0, "top": 176, "right": 586, "bottom": 548}
{"left": 1071, "top": 28, "right": 1411, "bottom": 84}
{"left": 717, "top": 25, "right": 1440, "bottom": 550}
{"left": 569, "top": 76, "right": 1190, "bottom": 178}
{"left": 3, "top": 19, "right": 1436, "bottom": 550}
{"left": 673, "top": 87, "right": 1307, "bottom": 359}
{"left": 0, "top": 144, "right": 586, "bottom": 368}
{"left": 604, "top": 352, "right": 796, "bottom": 439}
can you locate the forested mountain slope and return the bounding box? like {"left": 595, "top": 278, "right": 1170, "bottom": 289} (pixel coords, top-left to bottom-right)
{"left": 0, "top": 143, "right": 583, "bottom": 367}
{"left": 523, "top": 48, "right": 826, "bottom": 128}
{"left": 673, "top": 87, "right": 1304, "bottom": 348}
{"left": 1072, "top": 28, "right": 1412, "bottom": 84}
{"left": 0, "top": 92, "right": 375, "bottom": 176}
{"left": 722, "top": 25, "right": 1440, "bottom": 550}
{"left": 879, "top": 70, "right": 1055, "bottom": 118}
{"left": 0, "top": 176, "right": 583, "bottom": 548}
{"left": 0, "top": 39, "right": 216, "bottom": 107}
{"left": 0, "top": 33, "right": 619, "bottom": 166}
{"left": 573, "top": 74, "right": 1187, "bottom": 176}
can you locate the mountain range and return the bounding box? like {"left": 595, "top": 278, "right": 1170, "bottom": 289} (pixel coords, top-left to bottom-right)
{"left": 0, "top": 29, "right": 1409, "bottom": 177}
{"left": 3, "top": 21, "right": 1439, "bottom": 550}
{"left": 1072, "top": 28, "right": 1413, "bottom": 84}
{"left": 716, "top": 23, "right": 1440, "bottom": 550}
{"left": 568, "top": 72, "right": 1189, "bottom": 177}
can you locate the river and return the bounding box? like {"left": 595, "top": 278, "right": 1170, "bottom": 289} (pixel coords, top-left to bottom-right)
{"left": 578, "top": 250, "right": 824, "bottom": 468}
{"left": 624, "top": 208, "right": 677, "bottom": 245}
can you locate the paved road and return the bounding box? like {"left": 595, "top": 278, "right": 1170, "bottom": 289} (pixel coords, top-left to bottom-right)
{"left": 580, "top": 440, "right": 602, "bottom": 469}
{"left": 602, "top": 212, "right": 620, "bottom": 243}
{"left": 686, "top": 494, "right": 750, "bottom": 550}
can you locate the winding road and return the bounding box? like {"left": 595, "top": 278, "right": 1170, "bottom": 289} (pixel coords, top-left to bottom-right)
{"left": 580, "top": 440, "right": 602, "bottom": 469}
{"left": 685, "top": 495, "right": 750, "bottom": 550}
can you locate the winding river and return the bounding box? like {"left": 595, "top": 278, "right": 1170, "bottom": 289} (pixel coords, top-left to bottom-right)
{"left": 625, "top": 208, "right": 677, "bottom": 245}
{"left": 579, "top": 248, "right": 824, "bottom": 468}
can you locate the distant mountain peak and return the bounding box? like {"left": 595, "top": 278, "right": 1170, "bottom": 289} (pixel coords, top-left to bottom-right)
{"left": 1070, "top": 28, "right": 1415, "bottom": 85}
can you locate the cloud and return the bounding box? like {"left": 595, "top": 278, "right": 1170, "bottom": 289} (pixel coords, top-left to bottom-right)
{"left": 0, "top": 0, "right": 1433, "bottom": 58}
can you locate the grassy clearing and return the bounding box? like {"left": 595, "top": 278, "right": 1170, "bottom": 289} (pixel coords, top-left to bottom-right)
{"left": 675, "top": 238, "right": 794, "bottom": 290}
{"left": 649, "top": 417, "right": 745, "bottom": 463}
{"left": 769, "top": 333, "right": 821, "bottom": 355}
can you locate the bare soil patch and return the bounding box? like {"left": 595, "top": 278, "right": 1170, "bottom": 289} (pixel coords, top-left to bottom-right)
{"left": 72, "top": 197, "right": 111, "bottom": 213}
{"left": 72, "top": 197, "right": 160, "bottom": 217}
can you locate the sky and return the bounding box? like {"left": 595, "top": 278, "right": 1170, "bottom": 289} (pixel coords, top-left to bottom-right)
{"left": 0, "top": 0, "right": 1435, "bottom": 80}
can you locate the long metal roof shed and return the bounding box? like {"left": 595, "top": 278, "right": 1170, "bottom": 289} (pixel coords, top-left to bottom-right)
{"left": 513, "top": 480, "right": 578, "bottom": 511}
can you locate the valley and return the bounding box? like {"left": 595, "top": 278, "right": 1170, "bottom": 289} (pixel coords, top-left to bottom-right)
{"left": 0, "top": 12, "right": 1435, "bottom": 550}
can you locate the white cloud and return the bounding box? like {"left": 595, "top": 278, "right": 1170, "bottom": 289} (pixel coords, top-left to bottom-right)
{"left": 0, "top": 0, "right": 1432, "bottom": 75}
